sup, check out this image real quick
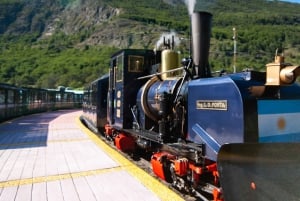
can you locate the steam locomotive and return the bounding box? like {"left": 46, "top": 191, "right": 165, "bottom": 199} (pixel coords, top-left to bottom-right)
{"left": 81, "top": 11, "right": 300, "bottom": 201}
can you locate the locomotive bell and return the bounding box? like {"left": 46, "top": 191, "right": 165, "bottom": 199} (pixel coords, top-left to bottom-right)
{"left": 161, "top": 49, "right": 180, "bottom": 80}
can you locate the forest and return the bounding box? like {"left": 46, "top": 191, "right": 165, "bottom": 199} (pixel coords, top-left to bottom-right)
{"left": 0, "top": 0, "right": 299, "bottom": 89}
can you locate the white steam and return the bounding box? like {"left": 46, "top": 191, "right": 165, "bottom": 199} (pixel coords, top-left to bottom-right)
{"left": 155, "top": 0, "right": 196, "bottom": 50}
{"left": 155, "top": 31, "right": 181, "bottom": 50}
{"left": 184, "top": 0, "right": 196, "bottom": 15}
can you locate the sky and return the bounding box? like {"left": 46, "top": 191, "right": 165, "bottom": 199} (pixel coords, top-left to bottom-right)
{"left": 281, "top": 0, "right": 300, "bottom": 3}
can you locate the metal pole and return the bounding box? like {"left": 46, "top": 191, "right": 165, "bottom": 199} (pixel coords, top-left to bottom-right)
{"left": 233, "top": 27, "right": 237, "bottom": 73}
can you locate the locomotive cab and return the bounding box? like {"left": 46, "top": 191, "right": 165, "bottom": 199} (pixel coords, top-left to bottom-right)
{"left": 107, "top": 49, "right": 161, "bottom": 130}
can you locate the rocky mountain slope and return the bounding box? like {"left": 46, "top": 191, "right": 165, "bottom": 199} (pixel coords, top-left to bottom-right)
{"left": 0, "top": 0, "right": 186, "bottom": 48}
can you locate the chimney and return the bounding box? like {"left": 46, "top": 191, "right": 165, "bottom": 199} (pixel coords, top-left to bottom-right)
{"left": 191, "top": 11, "right": 212, "bottom": 78}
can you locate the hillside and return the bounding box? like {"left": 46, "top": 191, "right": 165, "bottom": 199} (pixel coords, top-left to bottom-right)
{"left": 0, "top": 0, "right": 300, "bottom": 88}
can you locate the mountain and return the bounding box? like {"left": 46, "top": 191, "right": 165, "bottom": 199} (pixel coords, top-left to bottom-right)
{"left": 0, "top": 0, "right": 300, "bottom": 88}
{"left": 0, "top": 0, "right": 188, "bottom": 48}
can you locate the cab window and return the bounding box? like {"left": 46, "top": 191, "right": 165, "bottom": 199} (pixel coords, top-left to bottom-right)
{"left": 128, "top": 56, "right": 144, "bottom": 72}
{"left": 116, "top": 54, "right": 124, "bottom": 82}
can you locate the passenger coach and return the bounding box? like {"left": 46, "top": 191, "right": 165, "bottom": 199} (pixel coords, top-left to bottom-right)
{"left": 0, "top": 83, "right": 83, "bottom": 122}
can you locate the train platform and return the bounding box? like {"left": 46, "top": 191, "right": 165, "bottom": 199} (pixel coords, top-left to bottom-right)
{"left": 0, "top": 110, "right": 184, "bottom": 201}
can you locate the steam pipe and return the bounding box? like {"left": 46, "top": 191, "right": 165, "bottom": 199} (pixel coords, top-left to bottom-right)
{"left": 191, "top": 11, "right": 212, "bottom": 78}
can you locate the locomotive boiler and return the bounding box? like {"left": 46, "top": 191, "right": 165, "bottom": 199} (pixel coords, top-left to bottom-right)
{"left": 81, "top": 11, "right": 300, "bottom": 201}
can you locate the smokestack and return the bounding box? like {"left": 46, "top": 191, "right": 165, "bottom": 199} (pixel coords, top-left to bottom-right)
{"left": 191, "top": 11, "right": 212, "bottom": 78}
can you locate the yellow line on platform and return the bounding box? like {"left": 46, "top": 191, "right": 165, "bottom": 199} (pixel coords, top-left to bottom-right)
{"left": 0, "top": 166, "right": 123, "bottom": 188}
{"left": 76, "top": 117, "right": 184, "bottom": 201}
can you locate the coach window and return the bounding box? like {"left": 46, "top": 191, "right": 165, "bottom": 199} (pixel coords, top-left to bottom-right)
{"left": 56, "top": 93, "right": 61, "bottom": 102}
{"left": 91, "top": 83, "right": 97, "bottom": 106}
{"left": 19, "top": 90, "right": 23, "bottom": 104}
{"left": 128, "top": 56, "right": 144, "bottom": 72}
{"left": 7, "top": 90, "right": 14, "bottom": 104}
{"left": 0, "top": 89, "right": 5, "bottom": 104}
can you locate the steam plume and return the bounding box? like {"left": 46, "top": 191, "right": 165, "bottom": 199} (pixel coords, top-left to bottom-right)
{"left": 155, "top": 31, "right": 180, "bottom": 49}
{"left": 184, "top": 0, "right": 216, "bottom": 14}
{"left": 184, "top": 0, "right": 196, "bottom": 15}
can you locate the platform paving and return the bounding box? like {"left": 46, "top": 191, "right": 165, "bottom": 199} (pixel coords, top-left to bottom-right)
{"left": 0, "top": 110, "right": 183, "bottom": 201}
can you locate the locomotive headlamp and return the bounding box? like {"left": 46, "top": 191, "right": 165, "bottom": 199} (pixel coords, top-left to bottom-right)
{"left": 265, "top": 54, "right": 300, "bottom": 86}
{"left": 279, "top": 65, "right": 300, "bottom": 84}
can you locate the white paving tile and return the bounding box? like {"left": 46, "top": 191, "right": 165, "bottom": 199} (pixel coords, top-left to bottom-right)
{"left": 60, "top": 178, "right": 80, "bottom": 201}
{"left": 32, "top": 182, "right": 47, "bottom": 201}
{"left": 8, "top": 148, "right": 29, "bottom": 181}
{"left": 0, "top": 149, "right": 21, "bottom": 182}
{"left": 46, "top": 180, "right": 64, "bottom": 201}
{"left": 0, "top": 186, "right": 18, "bottom": 201}
{"left": 15, "top": 184, "right": 32, "bottom": 201}
{"left": 21, "top": 148, "right": 38, "bottom": 179}
{"left": 86, "top": 170, "right": 161, "bottom": 201}
{"left": 32, "top": 148, "right": 46, "bottom": 178}
{"left": 73, "top": 177, "right": 97, "bottom": 201}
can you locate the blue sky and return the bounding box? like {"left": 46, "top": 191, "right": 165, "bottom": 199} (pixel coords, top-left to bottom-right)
{"left": 281, "top": 0, "right": 300, "bottom": 3}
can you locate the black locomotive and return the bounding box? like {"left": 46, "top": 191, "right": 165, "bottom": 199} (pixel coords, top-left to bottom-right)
{"left": 81, "top": 11, "right": 300, "bottom": 201}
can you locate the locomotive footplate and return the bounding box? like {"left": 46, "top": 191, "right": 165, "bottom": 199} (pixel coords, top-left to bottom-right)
{"left": 160, "top": 142, "right": 204, "bottom": 162}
